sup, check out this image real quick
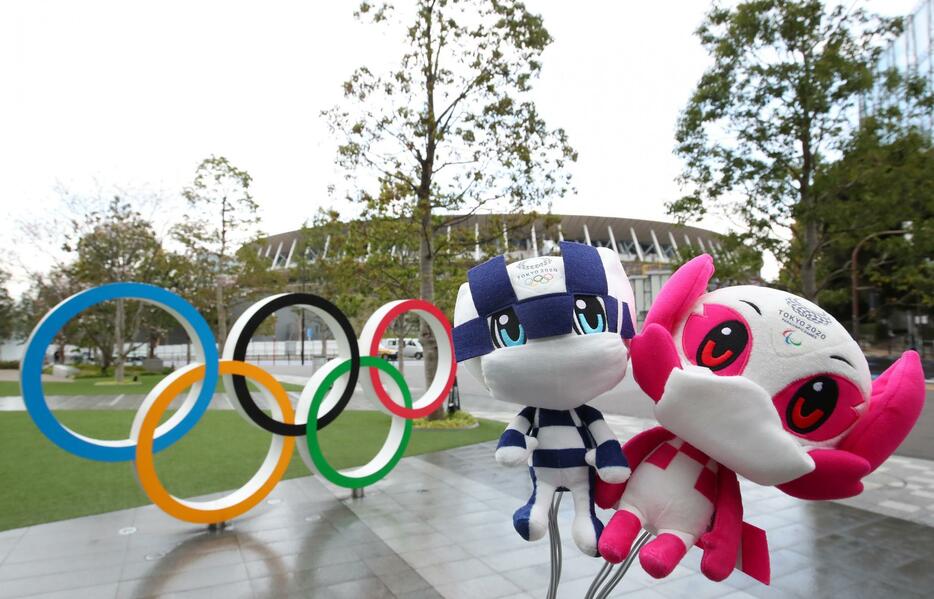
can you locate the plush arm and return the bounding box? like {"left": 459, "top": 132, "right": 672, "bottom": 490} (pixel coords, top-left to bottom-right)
{"left": 699, "top": 468, "right": 743, "bottom": 582}
{"left": 630, "top": 324, "right": 683, "bottom": 403}
{"left": 495, "top": 407, "right": 538, "bottom": 467}
{"left": 578, "top": 405, "right": 630, "bottom": 484}
{"left": 594, "top": 427, "right": 674, "bottom": 509}
{"left": 630, "top": 254, "right": 711, "bottom": 402}
{"left": 776, "top": 449, "right": 869, "bottom": 500}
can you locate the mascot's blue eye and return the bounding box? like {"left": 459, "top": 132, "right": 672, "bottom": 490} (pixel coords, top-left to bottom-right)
{"left": 500, "top": 326, "right": 526, "bottom": 347}
{"left": 573, "top": 295, "right": 607, "bottom": 335}
{"left": 490, "top": 307, "right": 526, "bottom": 348}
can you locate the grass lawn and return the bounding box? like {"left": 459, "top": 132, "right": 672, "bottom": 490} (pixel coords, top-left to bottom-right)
{"left": 0, "top": 374, "right": 304, "bottom": 397}
{"left": 0, "top": 410, "right": 503, "bottom": 531}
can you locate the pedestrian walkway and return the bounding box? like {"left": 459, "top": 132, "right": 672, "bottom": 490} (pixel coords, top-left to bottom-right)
{"left": 2, "top": 441, "right": 933, "bottom": 598}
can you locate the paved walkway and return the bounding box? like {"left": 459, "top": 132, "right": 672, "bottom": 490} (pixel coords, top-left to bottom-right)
{"left": 2, "top": 441, "right": 934, "bottom": 598}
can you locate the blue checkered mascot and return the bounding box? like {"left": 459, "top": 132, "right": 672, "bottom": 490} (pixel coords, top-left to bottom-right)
{"left": 452, "top": 241, "right": 636, "bottom": 556}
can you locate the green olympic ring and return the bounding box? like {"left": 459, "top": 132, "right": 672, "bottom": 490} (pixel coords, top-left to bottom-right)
{"left": 303, "top": 356, "right": 413, "bottom": 488}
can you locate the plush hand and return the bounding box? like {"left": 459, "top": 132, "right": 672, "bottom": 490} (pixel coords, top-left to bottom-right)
{"left": 696, "top": 467, "right": 742, "bottom": 582}
{"left": 698, "top": 530, "right": 736, "bottom": 582}
{"left": 585, "top": 449, "right": 631, "bottom": 484}
{"left": 631, "top": 323, "right": 682, "bottom": 403}
{"left": 777, "top": 449, "right": 869, "bottom": 500}
{"left": 495, "top": 436, "right": 539, "bottom": 466}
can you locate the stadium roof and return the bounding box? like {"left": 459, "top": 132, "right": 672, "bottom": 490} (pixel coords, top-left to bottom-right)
{"left": 256, "top": 213, "right": 722, "bottom": 270}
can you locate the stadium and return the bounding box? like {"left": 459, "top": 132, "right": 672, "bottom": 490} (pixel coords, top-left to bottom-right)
{"left": 256, "top": 213, "right": 723, "bottom": 323}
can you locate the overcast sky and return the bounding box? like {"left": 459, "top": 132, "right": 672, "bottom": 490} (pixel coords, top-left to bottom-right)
{"left": 0, "top": 0, "right": 919, "bottom": 292}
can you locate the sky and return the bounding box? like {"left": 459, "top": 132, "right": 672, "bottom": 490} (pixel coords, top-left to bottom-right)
{"left": 0, "top": 0, "right": 920, "bottom": 294}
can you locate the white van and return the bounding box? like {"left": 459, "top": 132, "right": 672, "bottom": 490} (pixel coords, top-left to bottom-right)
{"left": 383, "top": 338, "right": 423, "bottom": 359}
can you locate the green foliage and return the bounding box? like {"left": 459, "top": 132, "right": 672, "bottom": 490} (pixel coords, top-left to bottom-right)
{"left": 325, "top": 0, "right": 575, "bottom": 416}
{"left": 674, "top": 0, "right": 901, "bottom": 298}
{"left": 172, "top": 156, "right": 284, "bottom": 345}
{"left": 327, "top": 0, "right": 575, "bottom": 220}
{"left": 0, "top": 269, "right": 14, "bottom": 341}
{"left": 782, "top": 124, "right": 934, "bottom": 321}
{"left": 672, "top": 232, "right": 764, "bottom": 287}
{"left": 64, "top": 198, "right": 171, "bottom": 377}
{"left": 413, "top": 409, "right": 478, "bottom": 429}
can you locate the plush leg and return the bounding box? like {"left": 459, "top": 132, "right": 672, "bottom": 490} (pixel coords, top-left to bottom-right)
{"left": 639, "top": 529, "right": 694, "bottom": 579}
{"left": 513, "top": 467, "right": 556, "bottom": 542}
{"left": 568, "top": 470, "right": 604, "bottom": 557}
{"left": 598, "top": 504, "right": 645, "bottom": 563}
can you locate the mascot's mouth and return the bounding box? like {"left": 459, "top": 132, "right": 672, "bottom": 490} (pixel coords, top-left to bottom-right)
{"left": 790, "top": 397, "right": 826, "bottom": 430}
{"left": 699, "top": 340, "right": 733, "bottom": 368}
{"left": 481, "top": 333, "right": 629, "bottom": 410}
{"left": 655, "top": 367, "right": 816, "bottom": 486}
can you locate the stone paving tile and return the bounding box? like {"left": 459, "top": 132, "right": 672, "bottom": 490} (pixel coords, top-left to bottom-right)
{"left": 0, "top": 564, "right": 124, "bottom": 599}
{"left": 432, "top": 573, "right": 522, "bottom": 599}
{"left": 16, "top": 583, "right": 120, "bottom": 599}
{"left": 416, "top": 557, "right": 497, "bottom": 588}
{"left": 297, "top": 576, "right": 395, "bottom": 598}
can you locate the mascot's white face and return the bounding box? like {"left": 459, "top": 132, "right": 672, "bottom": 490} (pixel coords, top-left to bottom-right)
{"left": 453, "top": 243, "right": 636, "bottom": 410}
{"left": 673, "top": 286, "right": 872, "bottom": 448}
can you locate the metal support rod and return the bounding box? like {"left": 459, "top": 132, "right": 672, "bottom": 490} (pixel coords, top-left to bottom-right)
{"left": 584, "top": 560, "right": 613, "bottom": 599}
{"left": 351, "top": 487, "right": 365, "bottom": 499}
{"left": 593, "top": 531, "right": 652, "bottom": 599}
{"left": 545, "top": 491, "right": 564, "bottom": 599}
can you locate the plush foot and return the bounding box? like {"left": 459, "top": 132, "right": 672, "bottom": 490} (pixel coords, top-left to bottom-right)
{"left": 598, "top": 510, "right": 642, "bottom": 563}
{"left": 571, "top": 512, "right": 604, "bottom": 557}
{"left": 513, "top": 508, "right": 547, "bottom": 542}
{"left": 639, "top": 533, "right": 687, "bottom": 578}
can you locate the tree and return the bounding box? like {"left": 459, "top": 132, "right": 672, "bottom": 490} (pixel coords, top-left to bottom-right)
{"left": 0, "top": 268, "right": 16, "bottom": 341}
{"left": 782, "top": 123, "right": 934, "bottom": 330}
{"left": 66, "top": 198, "right": 166, "bottom": 380}
{"left": 173, "top": 155, "right": 262, "bottom": 346}
{"left": 325, "top": 0, "right": 576, "bottom": 416}
{"left": 17, "top": 266, "right": 82, "bottom": 366}
{"left": 672, "top": 0, "right": 900, "bottom": 299}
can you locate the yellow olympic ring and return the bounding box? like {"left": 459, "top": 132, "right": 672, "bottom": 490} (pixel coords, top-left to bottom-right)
{"left": 132, "top": 360, "right": 295, "bottom": 524}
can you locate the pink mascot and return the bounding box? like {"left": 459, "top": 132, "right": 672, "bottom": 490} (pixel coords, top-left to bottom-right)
{"left": 596, "top": 254, "right": 925, "bottom": 584}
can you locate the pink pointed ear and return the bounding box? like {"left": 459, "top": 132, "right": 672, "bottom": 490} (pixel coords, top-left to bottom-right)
{"left": 838, "top": 351, "right": 925, "bottom": 472}
{"left": 644, "top": 254, "right": 715, "bottom": 332}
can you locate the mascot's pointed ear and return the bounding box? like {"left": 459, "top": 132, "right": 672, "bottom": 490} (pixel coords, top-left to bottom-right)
{"left": 644, "top": 254, "right": 715, "bottom": 332}
{"left": 838, "top": 351, "right": 925, "bottom": 472}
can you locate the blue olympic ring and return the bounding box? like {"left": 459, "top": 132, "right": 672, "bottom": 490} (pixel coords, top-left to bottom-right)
{"left": 20, "top": 282, "right": 219, "bottom": 462}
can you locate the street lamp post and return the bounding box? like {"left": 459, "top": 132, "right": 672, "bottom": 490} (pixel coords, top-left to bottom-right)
{"left": 850, "top": 229, "right": 907, "bottom": 342}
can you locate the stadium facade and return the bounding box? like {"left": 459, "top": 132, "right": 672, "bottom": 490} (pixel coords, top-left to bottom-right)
{"left": 256, "top": 213, "right": 723, "bottom": 323}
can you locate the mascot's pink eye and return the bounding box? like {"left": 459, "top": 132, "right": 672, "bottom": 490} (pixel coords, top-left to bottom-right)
{"left": 772, "top": 374, "right": 864, "bottom": 442}
{"left": 787, "top": 376, "right": 836, "bottom": 434}
{"left": 695, "top": 319, "right": 749, "bottom": 371}
{"left": 682, "top": 304, "right": 753, "bottom": 376}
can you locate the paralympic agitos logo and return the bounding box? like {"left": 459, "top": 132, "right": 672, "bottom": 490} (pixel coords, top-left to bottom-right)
{"left": 20, "top": 283, "right": 456, "bottom": 524}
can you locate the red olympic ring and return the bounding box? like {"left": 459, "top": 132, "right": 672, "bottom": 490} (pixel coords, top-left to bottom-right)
{"left": 362, "top": 299, "right": 457, "bottom": 418}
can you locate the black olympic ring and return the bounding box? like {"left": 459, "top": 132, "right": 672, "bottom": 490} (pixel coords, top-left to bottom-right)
{"left": 226, "top": 293, "right": 360, "bottom": 434}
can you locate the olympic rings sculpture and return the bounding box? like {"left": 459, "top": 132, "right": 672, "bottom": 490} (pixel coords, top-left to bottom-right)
{"left": 20, "top": 283, "right": 456, "bottom": 524}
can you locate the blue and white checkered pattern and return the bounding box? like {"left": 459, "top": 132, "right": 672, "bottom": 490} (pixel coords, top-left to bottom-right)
{"left": 497, "top": 406, "right": 628, "bottom": 470}
{"left": 453, "top": 241, "right": 635, "bottom": 362}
